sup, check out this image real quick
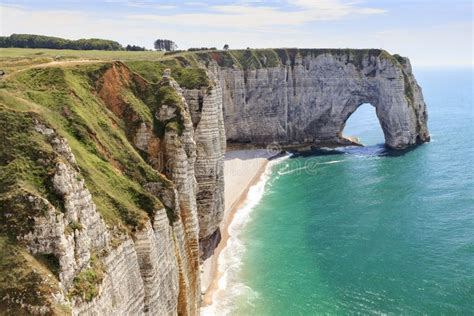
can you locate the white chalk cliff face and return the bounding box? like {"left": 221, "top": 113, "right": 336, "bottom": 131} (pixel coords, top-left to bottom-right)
{"left": 182, "top": 73, "right": 226, "bottom": 260}
{"left": 1, "top": 49, "right": 429, "bottom": 316}
{"left": 19, "top": 121, "right": 185, "bottom": 315}
{"left": 214, "top": 50, "right": 429, "bottom": 149}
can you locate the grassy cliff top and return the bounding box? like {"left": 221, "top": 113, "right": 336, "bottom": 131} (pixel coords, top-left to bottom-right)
{"left": 0, "top": 47, "right": 406, "bottom": 74}
{"left": 192, "top": 48, "right": 394, "bottom": 69}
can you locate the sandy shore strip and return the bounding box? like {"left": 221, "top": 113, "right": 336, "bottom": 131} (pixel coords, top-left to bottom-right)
{"left": 200, "top": 149, "right": 275, "bottom": 306}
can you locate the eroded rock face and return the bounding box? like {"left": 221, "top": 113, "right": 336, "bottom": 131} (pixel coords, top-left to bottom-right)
{"left": 25, "top": 121, "right": 110, "bottom": 290}
{"left": 182, "top": 74, "right": 226, "bottom": 260}
{"left": 214, "top": 50, "right": 429, "bottom": 149}
{"left": 161, "top": 78, "right": 201, "bottom": 315}
{"left": 19, "top": 117, "right": 196, "bottom": 315}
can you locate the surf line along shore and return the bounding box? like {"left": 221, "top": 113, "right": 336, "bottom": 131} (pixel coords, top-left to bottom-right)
{"left": 200, "top": 149, "right": 287, "bottom": 308}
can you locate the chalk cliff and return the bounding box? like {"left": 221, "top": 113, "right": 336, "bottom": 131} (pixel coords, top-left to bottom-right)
{"left": 0, "top": 48, "right": 429, "bottom": 315}
{"left": 182, "top": 74, "right": 226, "bottom": 260}
{"left": 200, "top": 49, "right": 430, "bottom": 149}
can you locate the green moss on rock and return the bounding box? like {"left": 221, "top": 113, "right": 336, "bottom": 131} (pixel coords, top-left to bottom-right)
{"left": 0, "top": 236, "right": 62, "bottom": 314}
{"left": 393, "top": 54, "right": 407, "bottom": 66}
{"left": 403, "top": 72, "right": 415, "bottom": 106}
{"left": 68, "top": 254, "right": 104, "bottom": 302}
{"left": 151, "top": 83, "right": 186, "bottom": 138}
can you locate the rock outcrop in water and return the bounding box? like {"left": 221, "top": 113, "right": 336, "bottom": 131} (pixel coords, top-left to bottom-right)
{"left": 0, "top": 48, "right": 429, "bottom": 315}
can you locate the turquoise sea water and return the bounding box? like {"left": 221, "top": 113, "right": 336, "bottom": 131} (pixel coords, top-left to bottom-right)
{"left": 210, "top": 68, "right": 474, "bottom": 315}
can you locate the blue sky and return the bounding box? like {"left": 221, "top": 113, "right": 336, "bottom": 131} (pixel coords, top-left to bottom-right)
{"left": 1, "top": 0, "right": 472, "bottom": 66}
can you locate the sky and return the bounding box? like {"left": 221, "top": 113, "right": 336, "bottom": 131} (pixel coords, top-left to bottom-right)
{"left": 0, "top": 0, "right": 472, "bottom": 66}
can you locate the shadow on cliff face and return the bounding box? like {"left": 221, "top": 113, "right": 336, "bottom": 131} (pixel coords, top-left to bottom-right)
{"left": 290, "top": 143, "right": 421, "bottom": 158}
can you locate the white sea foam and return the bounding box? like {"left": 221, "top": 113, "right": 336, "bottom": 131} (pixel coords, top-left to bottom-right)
{"left": 201, "top": 154, "right": 289, "bottom": 316}
{"left": 277, "top": 159, "right": 344, "bottom": 175}
{"left": 322, "top": 159, "right": 344, "bottom": 164}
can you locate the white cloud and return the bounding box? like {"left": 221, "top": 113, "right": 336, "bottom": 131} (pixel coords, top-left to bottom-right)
{"left": 122, "top": 1, "right": 177, "bottom": 10}
{"left": 0, "top": 5, "right": 91, "bottom": 33}
{"left": 184, "top": 1, "right": 209, "bottom": 6}
{"left": 289, "top": 0, "right": 385, "bottom": 16}
{"left": 129, "top": 0, "right": 385, "bottom": 30}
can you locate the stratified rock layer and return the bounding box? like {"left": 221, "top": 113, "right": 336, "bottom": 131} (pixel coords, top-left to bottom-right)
{"left": 20, "top": 121, "right": 187, "bottom": 315}
{"left": 160, "top": 78, "right": 201, "bottom": 315}
{"left": 183, "top": 74, "right": 226, "bottom": 260}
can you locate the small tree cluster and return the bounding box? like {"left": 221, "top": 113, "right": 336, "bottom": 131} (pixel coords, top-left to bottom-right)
{"left": 126, "top": 44, "right": 146, "bottom": 51}
{"left": 154, "top": 39, "right": 177, "bottom": 51}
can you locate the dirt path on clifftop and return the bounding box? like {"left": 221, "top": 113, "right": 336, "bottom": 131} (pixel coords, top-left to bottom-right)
{"left": 2, "top": 59, "right": 107, "bottom": 80}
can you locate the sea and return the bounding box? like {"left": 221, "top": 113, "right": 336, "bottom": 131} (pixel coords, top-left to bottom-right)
{"left": 202, "top": 67, "right": 474, "bottom": 315}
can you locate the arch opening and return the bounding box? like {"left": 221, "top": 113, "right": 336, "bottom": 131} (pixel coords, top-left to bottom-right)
{"left": 342, "top": 103, "right": 385, "bottom": 146}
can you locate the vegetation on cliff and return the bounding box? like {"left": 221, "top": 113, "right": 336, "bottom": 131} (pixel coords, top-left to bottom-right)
{"left": 190, "top": 48, "right": 404, "bottom": 71}
{"left": 0, "top": 58, "right": 193, "bottom": 311}
{"left": 1, "top": 62, "right": 181, "bottom": 229}
{"left": 68, "top": 254, "right": 104, "bottom": 302}
{"left": 0, "top": 236, "right": 70, "bottom": 314}
{"left": 0, "top": 108, "right": 63, "bottom": 237}
{"left": 126, "top": 59, "right": 210, "bottom": 89}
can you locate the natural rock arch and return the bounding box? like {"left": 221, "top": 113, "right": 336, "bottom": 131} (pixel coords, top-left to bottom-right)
{"left": 339, "top": 102, "right": 384, "bottom": 145}
{"left": 216, "top": 49, "right": 430, "bottom": 149}
{"left": 336, "top": 93, "right": 420, "bottom": 148}
{"left": 333, "top": 80, "right": 427, "bottom": 149}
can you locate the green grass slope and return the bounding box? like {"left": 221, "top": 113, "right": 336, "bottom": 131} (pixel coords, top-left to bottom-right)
{"left": 0, "top": 60, "right": 198, "bottom": 312}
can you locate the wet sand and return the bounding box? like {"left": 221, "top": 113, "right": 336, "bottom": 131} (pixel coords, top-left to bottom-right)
{"left": 200, "top": 149, "right": 273, "bottom": 306}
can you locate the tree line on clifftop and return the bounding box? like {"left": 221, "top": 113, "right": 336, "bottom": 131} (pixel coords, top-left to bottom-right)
{"left": 0, "top": 34, "right": 146, "bottom": 51}
{"left": 0, "top": 34, "right": 231, "bottom": 53}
